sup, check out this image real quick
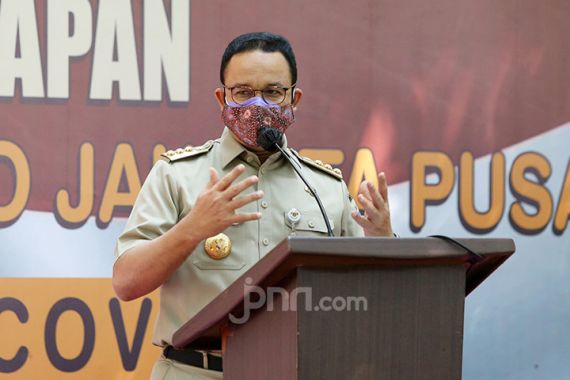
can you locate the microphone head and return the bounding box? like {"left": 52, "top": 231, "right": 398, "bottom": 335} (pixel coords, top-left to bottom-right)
{"left": 257, "top": 127, "right": 284, "bottom": 152}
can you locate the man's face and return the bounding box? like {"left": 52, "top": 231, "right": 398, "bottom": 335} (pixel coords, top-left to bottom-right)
{"left": 214, "top": 50, "right": 302, "bottom": 111}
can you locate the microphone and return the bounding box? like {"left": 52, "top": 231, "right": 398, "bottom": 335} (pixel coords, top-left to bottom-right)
{"left": 257, "top": 127, "right": 334, "bottom": 237}
{"left": 257, "top": 127, "right": 284, "bottom": 152}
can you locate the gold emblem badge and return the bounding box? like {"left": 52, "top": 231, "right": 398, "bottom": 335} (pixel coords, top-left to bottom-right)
{"left": 204, "top": 233, "right": 232, "bottom": 260}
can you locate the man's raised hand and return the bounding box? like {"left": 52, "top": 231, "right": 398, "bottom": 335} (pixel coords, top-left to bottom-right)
{"left": 180, "top": 164, "right": 263, "bottom": 242}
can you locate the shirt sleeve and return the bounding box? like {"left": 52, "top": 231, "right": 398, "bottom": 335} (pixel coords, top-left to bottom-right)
{"left": 114, "top": 159, "right": 180, "bottom": 258}
{"left": 340, "top": 180, "right": 365, "bottom": 237}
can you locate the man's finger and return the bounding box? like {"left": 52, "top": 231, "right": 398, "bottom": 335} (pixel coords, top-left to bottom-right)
{"left": 367, "top": 181, "right": 386, "bottom": 210}
{"left": 224, "top": 175, "right": 259, "bottom": 200}
{"left": 229, "top": 190, "right": 264, "bottom": 209}
{"left": 351, "top": 210, "right": 375, "bottom": 230}
{"left": 359, "top": 180, "right": 372, "bottom": 200}
{"left": 207, "top": 167, "right": 219, "bottom": 188}
{"left": 378, "top": 172, "right": 389, "bottom": 206}
{"left": 230, "top": 212, "right": 262, "bottom": 224}
{"left": 358, "top": 194, "right": 383, "bottom": 226}
{"left": 213, "top": 164, "right": 246, "bottom": 191}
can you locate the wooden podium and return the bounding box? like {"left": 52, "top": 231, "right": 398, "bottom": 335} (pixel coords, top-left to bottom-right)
{"left": 172, "top": 237, "right": 515, "bottom": 379}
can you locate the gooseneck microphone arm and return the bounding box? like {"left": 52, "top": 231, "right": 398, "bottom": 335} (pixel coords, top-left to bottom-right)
{"left": 257, "top": 127, "right": 334, "bottom": 237}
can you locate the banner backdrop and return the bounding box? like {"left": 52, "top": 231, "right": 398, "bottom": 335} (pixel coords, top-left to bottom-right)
{"left": 1, "top": 0, "right": 569, "bottom": 378}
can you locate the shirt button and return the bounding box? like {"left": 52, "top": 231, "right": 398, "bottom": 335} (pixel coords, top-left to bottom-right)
{"left": 308, "top": 221, "right": 316, "bottom": 228}
{"left": 246, "top": 156, "right": 254, "bottom": 163}
{"left": 261, "top": 201, "right": 269, "bottom": 209}
{"left": 262, "top": 238, "right": 269, "bottom": 246}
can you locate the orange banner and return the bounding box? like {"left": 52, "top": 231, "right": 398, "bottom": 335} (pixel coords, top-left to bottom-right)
{"left": 0, "top": 279, "right": 160, "bottom": 379}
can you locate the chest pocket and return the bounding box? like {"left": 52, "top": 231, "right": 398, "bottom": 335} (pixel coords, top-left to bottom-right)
{"left": 284, "top": 210, "right": 333, "bottom": 236}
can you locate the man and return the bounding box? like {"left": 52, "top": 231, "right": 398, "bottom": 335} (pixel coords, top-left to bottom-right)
{"left": 113, "top": 32, "right": 393, "bottom": 379}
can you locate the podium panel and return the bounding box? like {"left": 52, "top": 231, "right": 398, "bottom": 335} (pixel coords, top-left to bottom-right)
{"left": 173, "top": 237, "right": 515, "bottom": 379}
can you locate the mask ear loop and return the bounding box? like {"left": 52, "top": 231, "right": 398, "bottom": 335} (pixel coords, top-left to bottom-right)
{"left": 222, "top": 86, "right": 231, "bottom": 106}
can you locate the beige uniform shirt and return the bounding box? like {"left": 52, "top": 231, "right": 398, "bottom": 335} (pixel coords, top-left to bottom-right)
{"left": 115, "top": 128, "right": 363, "bottom": 346}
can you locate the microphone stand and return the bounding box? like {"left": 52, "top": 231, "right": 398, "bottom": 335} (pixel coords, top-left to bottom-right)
{"left": 258, "top": 127, "right": 334, "bottom": 237}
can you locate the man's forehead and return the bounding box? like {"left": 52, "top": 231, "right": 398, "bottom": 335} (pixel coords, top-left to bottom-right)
{"left": 224, "top": 50, "right": 292, "bottom": 87}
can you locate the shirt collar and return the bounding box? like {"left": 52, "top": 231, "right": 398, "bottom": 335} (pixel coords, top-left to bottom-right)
{"left": 219, "top": 127, "right": 289, "bottom": 169}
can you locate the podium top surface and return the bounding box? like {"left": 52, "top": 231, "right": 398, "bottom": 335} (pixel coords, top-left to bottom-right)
{"left": 172, "top": 237, "right": 515, "bottom": 349}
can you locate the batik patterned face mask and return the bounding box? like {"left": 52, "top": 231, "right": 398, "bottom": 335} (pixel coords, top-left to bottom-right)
{"left": 221, "top": 96, "right": 295, "bottom": 150}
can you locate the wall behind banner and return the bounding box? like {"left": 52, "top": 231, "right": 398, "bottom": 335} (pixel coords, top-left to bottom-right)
{"left": 1, "top": 0, "right": 569, "bottom": 378}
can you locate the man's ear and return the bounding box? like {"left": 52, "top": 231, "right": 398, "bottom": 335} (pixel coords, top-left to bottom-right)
{"left": 214, "top": 88, "right": 225, "bottom": 111}
{"left": 292, "top": 88, "right": 303, "bottom": 111}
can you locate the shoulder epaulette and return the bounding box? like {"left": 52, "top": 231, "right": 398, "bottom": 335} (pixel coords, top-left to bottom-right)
{"left": 161, "top": 140, "right": 215, "bottom": 163}
{"left": 290, "top": 149, "right": 343, "bottom": 180}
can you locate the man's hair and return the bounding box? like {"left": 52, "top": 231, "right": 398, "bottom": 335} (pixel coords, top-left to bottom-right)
{"left": 220, "top": 32, "right": 297, "bottom": 85}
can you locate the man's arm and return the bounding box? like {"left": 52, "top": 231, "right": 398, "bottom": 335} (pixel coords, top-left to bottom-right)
{"left": 112, "top": 164, "right": 263, "bottom": 301}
